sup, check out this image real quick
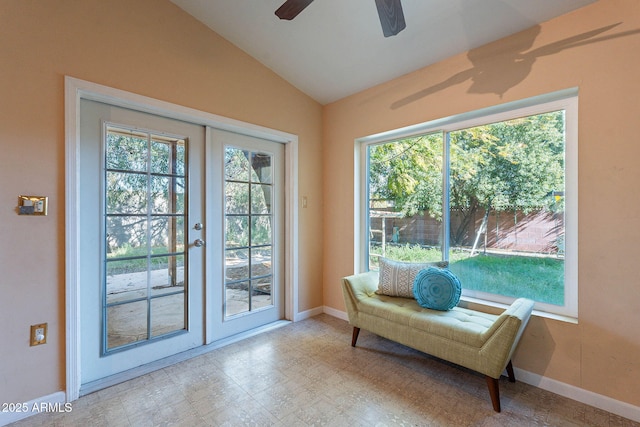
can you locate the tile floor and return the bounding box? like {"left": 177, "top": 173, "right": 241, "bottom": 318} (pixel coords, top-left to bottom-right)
{"left": 11, "top": 314, "right": 640, "bottom": 426}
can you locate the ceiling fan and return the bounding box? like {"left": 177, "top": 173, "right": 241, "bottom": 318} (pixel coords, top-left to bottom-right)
{"left": 275, "top": 0, "right": 406, "bottom": 37}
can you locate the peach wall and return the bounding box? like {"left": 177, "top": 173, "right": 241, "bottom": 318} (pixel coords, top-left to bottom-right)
{"left": 323, "top": 0, "right": 640, "bottom": 407}
{"left": 0, "top": 0, "right": 323, "bottom": 404}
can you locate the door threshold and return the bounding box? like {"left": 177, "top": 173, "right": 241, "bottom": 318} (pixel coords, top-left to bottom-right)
{"left": 79, "top": 320, "right": 291, "bottom": 397}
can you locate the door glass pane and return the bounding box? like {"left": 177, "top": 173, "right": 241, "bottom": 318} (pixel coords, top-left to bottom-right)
{"left": 251, "top": 216, "right": 272, "bottom": 246}
{"left": 226, "top": 248, "right": 249, "bottom": 281}
{"left": 226, "top": 280, "right": 250, "bottom": 316}
{"left": 224, "top": 146, "right": 275, "bottom": 318}
{"left": 106, "top": 130, "right": 148, "bottom": 172}
{"left": 151, "top": 138, "right": 186, "bottom": 175}
{"left": 107, "top": 301, "right": 148, "bottom": 348}
{"left": 151, "top": 176, "right": 185, "bottom": 214}
{"left": 251, "top": 152, "right": 272, "bottom": 183}
{"left": 226, "top": 216, "right": 249, "bottom": 248}
{"left": 151, "top": 294, "right": 185, "bottom": 337}
{"left": 106, "top": 216, "right": 148, "bottom": 258}
{"left": 104, "top": 125, "right": 188, "bottom": 352}
{"left": 106, "top": 171, "right": 148, "bottom": 214}
{"left": 251, "top": 184, "right": 272, "bottom": 214}
{"left": 225, "top": 182, "right": 249, "bottom": 214}
{"left": 251, "top": 247, "right": 272, "bottom": 309}
{"left": 225, "top": 148, "right": 250, "bottom": 181}
{"left": 251, "top": 247, "right": 272, "bottom": 277}
{"left": 252, "top": 277, "right": 272, "bottom": 310}
{"left": 106, "top": 258, "right": 149, "bottom": 304}
{"left": 150, "top": 255, "right": 185, "bottom": 297}
{"left": 150, "top": 216, "right": 185, "bottom": 255}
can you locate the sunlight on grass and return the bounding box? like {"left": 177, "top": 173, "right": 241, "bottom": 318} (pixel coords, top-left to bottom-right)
{"left": 449, "top": 251, "right": 564, "bottom": 305}
{"left": 372, "top": 243, "right": 564, "bottom": 305}
{"left": 369, "top": 243, "right": 443, "bottom": 267}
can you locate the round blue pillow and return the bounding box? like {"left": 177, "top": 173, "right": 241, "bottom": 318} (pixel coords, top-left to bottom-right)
{"left": 413, "top": 267, "right": 461, "bottom": 311}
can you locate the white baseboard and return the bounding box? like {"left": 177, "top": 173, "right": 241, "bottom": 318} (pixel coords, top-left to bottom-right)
{"left": 323, "top": 307, "right": 640, "bottom": 423}
{"left": 323, "top": 305, "right": 348, "bottom": 321}
{"left": 0, "top": 391, "right": 66, "bottom": 426}
{"left": 294, "top": 306, "right": 324, "bottom": 321}
{"left": 514, "top": 368, "right": 640, "bottom": 423}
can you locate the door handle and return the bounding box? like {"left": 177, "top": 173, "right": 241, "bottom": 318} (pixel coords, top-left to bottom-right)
{"left": 194, "top": 239, "right": 205, "bottom": 248}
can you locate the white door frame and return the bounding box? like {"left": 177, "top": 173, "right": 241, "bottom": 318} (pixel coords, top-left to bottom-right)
{"left": 64, "top": 76, "right": 300, "bottom": 402}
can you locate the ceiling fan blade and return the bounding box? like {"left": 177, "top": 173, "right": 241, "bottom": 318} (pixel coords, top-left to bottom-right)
{"left": 275, "top": 0, "right": 314, "bottom": 20}
{"left": 375, "top": 0, "right": 406, "bottom": 37}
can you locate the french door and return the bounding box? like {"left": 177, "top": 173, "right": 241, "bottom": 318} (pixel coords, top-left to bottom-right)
{"left": 78, "top": 100, "right": 284, "bottom": 386}
{"left": 207, "top": 130, "right": 285, "bottom": 341}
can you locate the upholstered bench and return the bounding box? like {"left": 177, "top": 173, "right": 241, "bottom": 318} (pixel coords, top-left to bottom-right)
{"left": 342, "top": 270, "right": 534, "bottom": 412}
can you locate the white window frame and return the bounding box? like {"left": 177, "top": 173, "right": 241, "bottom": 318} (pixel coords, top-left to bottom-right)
{"left": 356, "top": 89, "right": 578, "bottom": 320}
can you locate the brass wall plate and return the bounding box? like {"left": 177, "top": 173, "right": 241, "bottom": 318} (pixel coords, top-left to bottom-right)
{"left": 30, "top": 323, "right": 47, "bottom": 346}
{"left": 18, "top": 195, "right": 48, "bottom": 215}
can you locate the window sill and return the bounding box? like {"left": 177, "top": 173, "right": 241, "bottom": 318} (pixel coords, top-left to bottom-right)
{"left": 460, "top": 295, "right": 578, "bottom": 324}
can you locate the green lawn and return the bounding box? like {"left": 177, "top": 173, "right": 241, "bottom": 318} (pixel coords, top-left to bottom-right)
{"left": 106, "top": 245, "right": 184, "bottom": 275}
{"left": 373, "top": 244, "right": 564, "bottom": 305}
{"left": 449, "top": 251, "right": 563, "bottom": 305}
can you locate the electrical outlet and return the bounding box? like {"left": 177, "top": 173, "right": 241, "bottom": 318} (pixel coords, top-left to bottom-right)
{"left": 30, "top": 323, "right": 47, "bottom": 346}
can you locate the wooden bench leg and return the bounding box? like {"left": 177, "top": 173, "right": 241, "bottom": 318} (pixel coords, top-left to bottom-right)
{"left": 506, "top": 360, "right": 516, "bottom": 383}
{"left": 485, "top": 361, "right": 515, "bottom": 412}
{"left": 485, "top": 376, "right": 501, "bottom": 412}
{"left": 351, "top": 327, "right": 360, "bottom": 347}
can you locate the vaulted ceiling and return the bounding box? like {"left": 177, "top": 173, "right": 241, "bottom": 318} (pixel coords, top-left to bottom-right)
{"left": 171, "top": 0, "right": 598, "bottom": 104}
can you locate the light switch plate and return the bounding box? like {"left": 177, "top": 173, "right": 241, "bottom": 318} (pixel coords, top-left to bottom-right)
{"left": 18, "top": 195, "right": 48, "bottom": 216}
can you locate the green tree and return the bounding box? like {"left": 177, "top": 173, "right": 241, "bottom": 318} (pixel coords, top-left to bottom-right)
{"left": 369, "top": 132, "right": 443, "bottom": 218}
{"left": 105, "top": 131, "right": 186, "bottom": 253}
{"left": 368, "top": 111, "right": 565, "bottom": 246}
{"left": 449, "top": 111, "right": 564, "bottom": 244}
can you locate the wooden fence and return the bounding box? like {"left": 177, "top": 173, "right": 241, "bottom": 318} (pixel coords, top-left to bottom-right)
{"left": 370, "top": 208, "right": 564, "bottom": 255}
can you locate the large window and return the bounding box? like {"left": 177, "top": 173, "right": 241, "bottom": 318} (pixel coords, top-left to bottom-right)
{"left": 360, "top": 92, "right": 577, "bottom": 318}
